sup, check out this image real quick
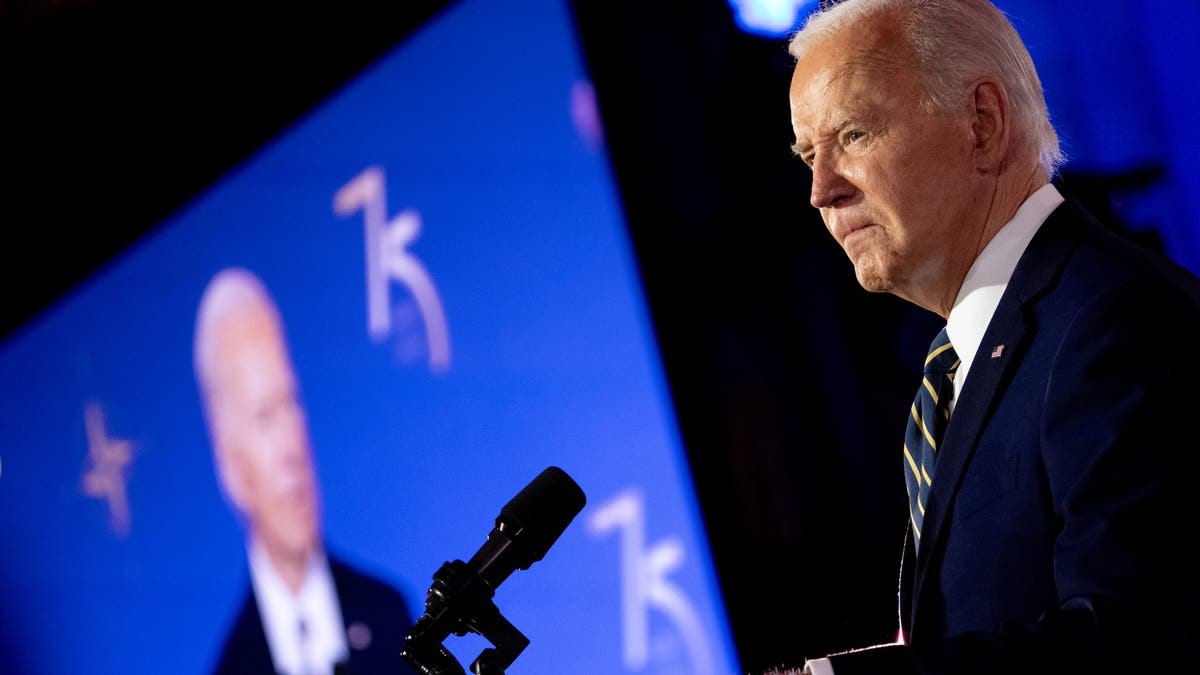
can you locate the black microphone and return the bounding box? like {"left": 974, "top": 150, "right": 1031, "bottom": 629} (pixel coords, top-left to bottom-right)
{"left": 402, "top": 466, "right": 587, "bottom": 674}
{"left": 466, "top": 465, "right": 587, "bottom": 589}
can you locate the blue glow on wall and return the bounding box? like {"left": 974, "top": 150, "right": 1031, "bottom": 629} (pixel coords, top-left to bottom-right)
{"left": 728, "top": 0, "right": 819, "bottom": 38}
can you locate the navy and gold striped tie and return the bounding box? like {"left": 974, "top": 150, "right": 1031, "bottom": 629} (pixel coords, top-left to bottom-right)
{"left": 904, "top": 327, "right": 960, "bottom": 553}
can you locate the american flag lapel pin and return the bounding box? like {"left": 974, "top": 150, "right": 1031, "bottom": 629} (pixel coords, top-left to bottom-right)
{"left": 991, "top": 344, "right": 1006, "bottom": 359}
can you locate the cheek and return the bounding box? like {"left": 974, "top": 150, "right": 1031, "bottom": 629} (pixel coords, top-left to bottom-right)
{"left": 243, "top": 429, "right": 290, "bottom": 490}
{"left": 885, "top": 142, "right": 967, "bottom": 223}
{"left": 859, "top": 163, "right": 921, "bottom": 241}
{"left": 848, "top": 146, "right": 910, "bottom": 212}
{"left": 916, "top": 123, "right": 974, "bottom": 183}
{"left": 242, "top": 450, "right": 276, "bottom": 500}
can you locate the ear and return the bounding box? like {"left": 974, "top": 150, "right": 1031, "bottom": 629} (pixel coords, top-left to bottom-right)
{"left": 970, "top": 79, "right": 1009, "bottom": 173}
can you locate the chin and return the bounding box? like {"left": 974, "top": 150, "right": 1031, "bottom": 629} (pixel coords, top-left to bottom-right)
{"left": 283, "top": 536, "right": 319, "bottom": 561}
{"left": 853, "top": 269, "right": 892, "bottom": 294}
{"left": 274, "top": 520, "right": 319, "bottom": 556}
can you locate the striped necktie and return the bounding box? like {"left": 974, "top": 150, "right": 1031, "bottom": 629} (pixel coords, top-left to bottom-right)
{"left": 903, "top": 327, "right": 960, "bottom": 554}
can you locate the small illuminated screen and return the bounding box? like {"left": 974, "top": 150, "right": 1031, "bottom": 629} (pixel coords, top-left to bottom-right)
{"left": 0, "top": 0, "right": 742, "bottom": 673}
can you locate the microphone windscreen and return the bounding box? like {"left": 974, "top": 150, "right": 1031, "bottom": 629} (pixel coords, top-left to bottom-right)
{"left": 498, "top": 466, "right": 586, "bottom": 567}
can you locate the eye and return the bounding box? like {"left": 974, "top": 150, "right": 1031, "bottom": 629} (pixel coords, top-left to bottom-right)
{"left": 845, "top": 130, "right": 866, "bottom": 144}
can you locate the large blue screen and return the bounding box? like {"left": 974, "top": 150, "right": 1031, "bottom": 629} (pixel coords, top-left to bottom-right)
{"left": 0, "top": 1, "right": 742, "bottom": 673}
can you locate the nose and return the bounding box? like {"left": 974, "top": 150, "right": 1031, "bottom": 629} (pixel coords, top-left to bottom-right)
{"left": 809, "top": 152, "right": 855, "bottom": 209}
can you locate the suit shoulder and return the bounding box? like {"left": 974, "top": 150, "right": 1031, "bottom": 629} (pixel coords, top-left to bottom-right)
{"left": 212, "top": 587, "right": 275, "bottom": 675}
{"left": 1046, "top": 197, "right": 1200, "bottom": 305}
{"left": 327, "top": 552, "right": 418, "bottom": 671}
{"left": 328, "top": 552, "right": 416, "bottom": 627}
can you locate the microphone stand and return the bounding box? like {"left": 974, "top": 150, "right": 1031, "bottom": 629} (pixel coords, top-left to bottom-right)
{"left": 402, "top": 560, "right": 531, "bottom": 675}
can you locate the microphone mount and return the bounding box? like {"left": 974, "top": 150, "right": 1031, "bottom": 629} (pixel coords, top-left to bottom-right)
{"left": 401, "top": 559, "right": 529, "bottom": 675}
{"left": 400, "top": 466, "right": 585, "bottom": 674}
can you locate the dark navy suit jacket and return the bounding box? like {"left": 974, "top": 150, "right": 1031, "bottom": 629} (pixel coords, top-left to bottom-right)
{"left": 827, "top": 196, "right": 1200, "bottom": 674}
{"left": 213, "top": 553, "right": 417, "bottom": 675}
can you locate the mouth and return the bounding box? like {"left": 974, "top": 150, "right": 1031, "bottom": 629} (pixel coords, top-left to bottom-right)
{"left": 836, "top": 222, "right": 875, "bottom": 245}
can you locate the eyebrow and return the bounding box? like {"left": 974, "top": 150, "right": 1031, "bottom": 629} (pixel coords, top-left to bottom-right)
{"left": 790, "top": 117, "right": 857, "bottom": 158}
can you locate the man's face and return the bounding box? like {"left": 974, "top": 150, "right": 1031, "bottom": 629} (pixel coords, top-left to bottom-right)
{"left": 213, "top": 306, "right": 320, "bottom": 560}
{"left": 789, "top": 17, "right": 982, "bottom": 309}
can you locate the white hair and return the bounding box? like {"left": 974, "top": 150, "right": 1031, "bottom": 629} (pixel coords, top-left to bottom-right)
{"left": 193, "top": 266, "right": 291, "bottom": 457}
{"left": 789, "top": 0, "right": 1065, "bottom": 177}
{"left": 193, "top": 267, "right": 282, "bottom": 399}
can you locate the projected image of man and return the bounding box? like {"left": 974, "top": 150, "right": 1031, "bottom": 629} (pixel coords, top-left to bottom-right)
{"left": 194, "top": 267, "right": 415, "bottom": 675}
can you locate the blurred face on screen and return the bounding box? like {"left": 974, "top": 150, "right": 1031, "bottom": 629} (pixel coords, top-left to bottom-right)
{"left": 211, "top": 303, "right": 321, "bottom": 567}
{"left": 789, "top": 12, "right": 982, "bottom": 314}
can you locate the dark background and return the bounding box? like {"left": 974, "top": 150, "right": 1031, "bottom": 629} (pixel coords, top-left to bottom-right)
{"left": 3, "top": 1, "right": 1194, "bottom": 673}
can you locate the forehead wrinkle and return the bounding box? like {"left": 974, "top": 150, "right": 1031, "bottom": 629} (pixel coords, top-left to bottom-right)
{"left": 791, "top": 28, "right": 912, "bottom": 152}
{"left": 798, "top": 48, "right": 914, "bottom": 135}
{"left": 826, "top": 45, "right": 914, "bottom": 92}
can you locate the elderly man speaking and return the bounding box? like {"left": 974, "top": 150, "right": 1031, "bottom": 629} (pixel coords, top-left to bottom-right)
{"left": 784, "top": 0, "right": 1200, "bottom": 673}
{"left": 194, "top": 267, "right": 416, "bottom": 675}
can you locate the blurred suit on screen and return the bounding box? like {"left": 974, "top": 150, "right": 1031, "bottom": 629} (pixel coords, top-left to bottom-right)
{"left": 194, "top": 267, "right": 416, "bottom": 675}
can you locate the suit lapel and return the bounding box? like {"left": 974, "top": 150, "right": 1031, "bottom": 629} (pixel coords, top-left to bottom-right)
{"left": 215, "top": 583, "right": 278, "bottom": 675}
{"left": 907, "top": 199, "right": 1083, "bottom": 634}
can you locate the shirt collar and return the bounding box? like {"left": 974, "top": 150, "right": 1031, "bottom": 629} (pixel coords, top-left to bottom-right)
{"left": 946, "top": 183, "right": 1064, "bottom": 392}
{"left": 248, "top": 539, "right": 348, "bottom": 675}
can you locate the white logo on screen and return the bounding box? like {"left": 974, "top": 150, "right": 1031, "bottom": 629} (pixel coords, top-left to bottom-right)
{"left": 80, "top": 401, "right": 134, "bottom": 537}
{"left": 334, "top": 166, "right": 451, "bottom": 373}
{"left": 589, "top": 488, "right": 717, "bottom": 674}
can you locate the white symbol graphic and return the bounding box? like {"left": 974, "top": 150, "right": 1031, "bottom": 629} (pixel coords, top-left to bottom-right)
{"left": 334, "top": 165, "right": 451, "bottom": 373}
{"left": 81, "top": 401, "right": 134, "bottom": 537}
{"left": 588, "top": 488, "right": 716, "bottom": 674}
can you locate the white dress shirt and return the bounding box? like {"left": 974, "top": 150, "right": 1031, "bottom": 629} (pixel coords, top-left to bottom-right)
{"left": 248, "top": 540, "right": 351, "bottom": 675}
{"left": 945, "top": 183, "right": 1064, "bottom": 407}
{"left": 804, "top": 183, "right": 1066, "bottom": 675}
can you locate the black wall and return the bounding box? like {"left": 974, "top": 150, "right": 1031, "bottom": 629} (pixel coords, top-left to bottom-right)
{"left": 0, "top": 0, "right": 448, "bottom": 339}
